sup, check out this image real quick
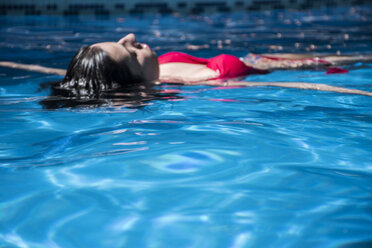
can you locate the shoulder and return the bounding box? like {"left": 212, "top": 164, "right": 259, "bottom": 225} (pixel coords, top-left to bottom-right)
{"left": 158, "top": 52, "right": 188, "bottom": 59}
{"left": 159, "top": 52, "right": 208, "bottom": 65}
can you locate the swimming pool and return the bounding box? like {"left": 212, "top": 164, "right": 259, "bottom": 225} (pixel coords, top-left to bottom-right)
{"left": 1, "top": 6, "right": 372, "bottom": 248}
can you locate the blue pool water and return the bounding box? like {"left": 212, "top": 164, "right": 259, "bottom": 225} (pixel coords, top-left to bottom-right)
{"left": 1, "top": 6, "right": 372, "bottom": 248}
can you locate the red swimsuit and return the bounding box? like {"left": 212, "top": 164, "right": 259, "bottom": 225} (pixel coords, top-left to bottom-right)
{"left": 158, "top": 52, "right": 347, "bottom": 81}
{"left": 158, "top": 52, "right": 268, "bottom": 80}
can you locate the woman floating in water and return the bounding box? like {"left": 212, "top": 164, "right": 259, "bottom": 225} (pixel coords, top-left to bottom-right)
{"left": 1, "top": 33, "right": 371, "bottom": 107}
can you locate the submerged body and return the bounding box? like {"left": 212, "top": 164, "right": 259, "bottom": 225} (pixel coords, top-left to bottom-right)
{"left": 158, "top": 52, "right": 366, "bottom": 82}
{"left": 159, "top": 52, "right": 268, "bottom": 82}
{"left": 0, "top": 33, "right": 372, "bottom": 103}
{"left": 0, "top": 51, "right": 363, "bottom": 81}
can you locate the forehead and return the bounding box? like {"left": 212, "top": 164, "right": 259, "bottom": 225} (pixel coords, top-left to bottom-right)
{"left": 91, "top": 42, "right": 130, "bottom": 63}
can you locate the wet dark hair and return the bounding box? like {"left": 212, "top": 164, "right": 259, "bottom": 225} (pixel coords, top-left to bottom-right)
{"left": 58, "top": 45, "right": 142, "bottom": 97}
{"left": 40, "top": 46, "right": 180, "bottom": 109}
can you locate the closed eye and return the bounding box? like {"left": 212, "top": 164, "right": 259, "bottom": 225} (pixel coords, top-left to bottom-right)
{"left": 133, "top": 42, "right": 142, "bottom": 49}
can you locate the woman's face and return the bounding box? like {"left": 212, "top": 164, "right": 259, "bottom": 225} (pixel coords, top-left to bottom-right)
{"left": 92, "top": 33, "right": 159, "bottom": 82}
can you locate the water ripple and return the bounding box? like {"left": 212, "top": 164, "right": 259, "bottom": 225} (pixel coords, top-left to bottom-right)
{"left": 1, "top": 7, "right": 372, "bottom": 247}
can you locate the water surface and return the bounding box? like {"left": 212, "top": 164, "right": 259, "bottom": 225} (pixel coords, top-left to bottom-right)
{"left": 0, "top": 6, "right": 372, "bottom": 248}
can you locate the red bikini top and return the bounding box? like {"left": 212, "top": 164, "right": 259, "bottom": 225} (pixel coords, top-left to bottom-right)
{"left": 158, "top": 52, "right": 268, "bottom": 80}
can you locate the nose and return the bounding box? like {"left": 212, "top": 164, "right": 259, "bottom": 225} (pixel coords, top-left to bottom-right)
{"left": 118, "top": 33, "right": 136, "bottom": 45}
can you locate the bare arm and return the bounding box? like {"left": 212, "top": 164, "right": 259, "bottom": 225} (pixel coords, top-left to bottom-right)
{"left": 0, "top": 61, "right": 66, "bottom": 76}
{"left": 182, "top": 80, "right": 372, "bottom": 97}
